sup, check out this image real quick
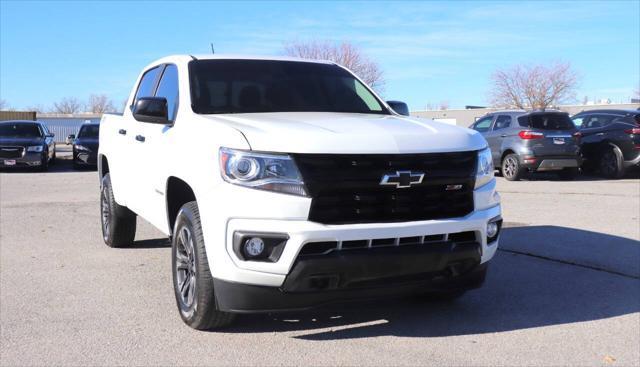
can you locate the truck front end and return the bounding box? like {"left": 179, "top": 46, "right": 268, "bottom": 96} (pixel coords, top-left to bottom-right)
{"left": 206, "top": 146, "right": 501, "bottom": 313}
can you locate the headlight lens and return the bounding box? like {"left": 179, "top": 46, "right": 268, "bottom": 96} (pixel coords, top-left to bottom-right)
{"left": 475, "top": 147, "right": 494, "bottom": 189}
{"left": 219, "top": 148, "right": 307, "bottom": 196}
{"left": 27, "top": 145, "right": 44, "bottom": 152}
{"left": 75, "top": 145, "right": 90, "bottom": 152}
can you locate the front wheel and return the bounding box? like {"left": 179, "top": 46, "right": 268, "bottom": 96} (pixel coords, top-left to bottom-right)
{"left": 172, "top": 201, "right": 235, "bottom": 330}
{"left": 39, "top": 151, "right": 49, "bottom": 172}
{"left": 100, "top": 173, "right": 136, "bottom": 247}
{"left": 502, "top": 154, "right": 524, "bottom": 181}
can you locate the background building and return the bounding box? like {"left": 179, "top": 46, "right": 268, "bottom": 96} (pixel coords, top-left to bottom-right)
{"left": 412, "top": 103, "right": 640, "bottom": 127}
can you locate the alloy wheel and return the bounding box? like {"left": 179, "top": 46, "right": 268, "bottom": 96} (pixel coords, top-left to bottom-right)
{"left": 175, "top": 226, "right": 197, "bottom": 308}
{"left": 600, "top": 151, "right": 617, "bottom": 176}
{"left": 503, "top": 157, "right": 517, "bottom": 179}
{"left": 100, "top": 187, "right": 110, "bottom": 239}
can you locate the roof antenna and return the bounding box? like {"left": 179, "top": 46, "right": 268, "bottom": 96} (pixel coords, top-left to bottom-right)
{"left": 210, "top": 43, "right": 215, "bottom": 54}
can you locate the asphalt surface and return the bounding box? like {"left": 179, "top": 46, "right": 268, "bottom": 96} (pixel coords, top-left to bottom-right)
{"left": 1, "top": 154, "right": 639, "bottom": 366}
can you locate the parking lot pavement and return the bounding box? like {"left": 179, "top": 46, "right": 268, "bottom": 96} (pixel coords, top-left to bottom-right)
{"left": 1, "top": 159, "right": 639, "bottom": 366}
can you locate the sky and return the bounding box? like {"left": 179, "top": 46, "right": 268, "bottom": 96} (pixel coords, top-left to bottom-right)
{"left": 1, "top": 0, "right": 639, "bottom": 111}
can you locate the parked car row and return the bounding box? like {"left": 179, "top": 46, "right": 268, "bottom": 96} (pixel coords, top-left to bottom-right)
{"left": 471, "top": 109, "right": 640, "bottom": 180}
{"left": 0, "top": 120, "right": 100, "bottom": 171}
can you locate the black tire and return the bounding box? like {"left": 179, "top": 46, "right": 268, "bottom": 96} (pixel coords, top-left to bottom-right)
{"left": 599, "top": 146, "right": 625, "bottom": 179}
{"left": 558, "top": 167, "right": 578, "bottom": 180}
{"left": 100, "top": 173, "right": 136, "bottom": 247}
{"left": 50, "top": 147, "right": 56, "bottom": 165}
{"left": 172, "top": 201, "right": 235, "bottom": 330}
{"left": 39, "top": 151, "right": 49, "bottom": 172}
{"left": 501, "top": 154, "right": 524, "bottom": 181}
{"left": 73, "top": 160, "right": 81, "bottom": 170}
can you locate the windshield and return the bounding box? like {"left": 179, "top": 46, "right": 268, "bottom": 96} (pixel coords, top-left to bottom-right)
{"left": 519, "top": 113, "right": 575, "bottom": 130}
{"left": 78, "top": 125, "right": 99, "bottom": 138}
{"left": 189, "top": 59, "right": 388, "bottom": 115}
{"left": 0, "top": 123, "right": 43, "bottom": 138}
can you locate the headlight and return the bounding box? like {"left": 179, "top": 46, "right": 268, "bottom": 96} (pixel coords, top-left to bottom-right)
{"left": 475, "top": 147, "right": 494, "bottom": 189}
{"left": 27, "top": 145, "right": 44, "bottom": 152}
{"left": 219, "top": 148, "right": 307, "bottom": 196}
{"left": 75, "top": 145, "right": 91, "bottom": 152}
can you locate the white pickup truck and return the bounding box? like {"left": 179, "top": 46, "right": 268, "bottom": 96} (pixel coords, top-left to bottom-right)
{"left": 99, "top": 55, "right": 502, "bottom": 330}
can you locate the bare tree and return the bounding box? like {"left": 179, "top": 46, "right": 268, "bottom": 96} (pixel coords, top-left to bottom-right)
{"left": 0, "top": 99, "right": 7, "bottom": 110}
{"left": 582, "top": 96, "right": 589, "bottom": 105}
{"left": 489, "top": 62, "right": 579, "bottom": 109}
{"left": 53, "top": 97, "right": 83, "bottom": 114}
{"left": 439, "top": 101, "right": 450, "bottom": 110}
{"left": 284, "top": 40, "right": 385, "bottom": 91}
{"left": 87, "top": 94, "right": 115, "bottom": 113}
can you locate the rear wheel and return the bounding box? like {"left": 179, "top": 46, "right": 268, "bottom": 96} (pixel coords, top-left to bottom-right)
{"left": 50, "top": 147, "right": 56, "bottom": 165}
{"left": 100, "top": 173, "right": 136, "bottom": 247}
{"left": 172, "top": 201, "right": 235, "bottom": 330}
{"left": 558, "top": 167, "right": 578, "bottom": 180}
{"left": 502, "top": 154, "right": 524, "bottom": 181}
{"left": 599, "top": 146, "right": 625, "bottom": 179}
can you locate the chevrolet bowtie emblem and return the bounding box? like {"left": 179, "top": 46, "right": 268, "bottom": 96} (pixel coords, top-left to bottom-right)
{"left": 379, "top": 171, "right": 425, "bottom": 188}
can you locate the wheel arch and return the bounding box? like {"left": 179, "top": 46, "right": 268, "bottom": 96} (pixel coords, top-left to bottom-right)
{"left": 500, "top": 149, "right": 517, "bottom": 164}
{"left": 98, "top": 154, "right": 109, "bottom": 181}
{"left": 165, "top": 176, "right": 197, "bottom": 235}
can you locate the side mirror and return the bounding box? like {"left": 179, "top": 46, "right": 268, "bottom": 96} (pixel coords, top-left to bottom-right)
{"left": 387, "top": 100, "right": 410, "bottom": 116}
{"left": 66, "top": 134, "right": 75, "bottom": 145}
{"left": 132, "top": 97, "right": 171, "bottom": 124}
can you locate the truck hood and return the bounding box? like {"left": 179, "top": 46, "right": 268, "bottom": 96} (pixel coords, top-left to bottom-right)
{"left": 202, "top": 112, "right": 487, "bottom": 154}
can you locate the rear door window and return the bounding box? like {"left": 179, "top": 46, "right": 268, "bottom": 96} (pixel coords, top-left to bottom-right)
{"left": 582, "top": 114, "right": 619, "bottom": 129}
{"left": 473, "top": 116, "right": 493, "bottom": 132}
{"left": 493, "top": 115, "right": 512, "bottom": 130}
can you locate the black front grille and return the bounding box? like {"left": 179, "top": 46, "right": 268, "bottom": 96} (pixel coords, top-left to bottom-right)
{"left": 293, "top": 152, "right": 477, "bottom": 224}
{"left": 0, "top": 146, "right": 24, "bottom": 159}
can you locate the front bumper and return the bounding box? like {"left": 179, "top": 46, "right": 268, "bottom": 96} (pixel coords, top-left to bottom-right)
{"left": 73, "top": 150, "right": 97, "bottom": 165}
{"left": 200, "top": 177, "right": 501, "bottom": 312}
{"left": 0, "top": 152, "right": 43, "bottom": 168}
{"left": 214, "top": 262, "right": 488, "bottom": 313}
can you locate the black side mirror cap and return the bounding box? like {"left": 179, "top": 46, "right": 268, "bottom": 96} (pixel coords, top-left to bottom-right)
{"left": 132, "top": 97, "right": 171, "bottom": 124}
{"left": 387, "top": 100, "right": 410, "bottom": 116}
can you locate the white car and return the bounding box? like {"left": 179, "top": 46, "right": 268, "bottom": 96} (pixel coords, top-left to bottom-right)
{"left": 98, "top": 55, "right": 502, "bottom": 330}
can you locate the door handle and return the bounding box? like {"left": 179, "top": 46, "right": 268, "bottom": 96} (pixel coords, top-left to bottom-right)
{"left": 135, "top": 135, "right": 145, "bottom": 142}
{"left": 118, "top": 129, "right": 127, "bottom": 135}
{"left": 596, "top": 133, "right": 604, "bottom": 136}
{"left": 500, "top": 134, "right": 507, "bottom": 137}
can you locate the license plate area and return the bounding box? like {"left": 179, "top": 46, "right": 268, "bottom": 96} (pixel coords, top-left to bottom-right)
{"left": 553, "top": 138, "right": 565, "bottom": 145}
{"left": 3, "top": 159, "right": 16, "bottom": 166}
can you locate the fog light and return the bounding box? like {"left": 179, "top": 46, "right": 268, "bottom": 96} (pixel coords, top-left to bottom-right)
{"left": 487, "top": 222, "right": 499, "bottom": 238}
{"left": 244, "top": 237, "right": 265, "bottom": 257}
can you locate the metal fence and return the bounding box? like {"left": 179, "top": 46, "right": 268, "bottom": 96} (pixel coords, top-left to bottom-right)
{"left": 39, "top": 117, "right": 101, "bottom": 144}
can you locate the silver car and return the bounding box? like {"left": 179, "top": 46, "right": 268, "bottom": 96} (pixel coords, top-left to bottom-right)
{"left": 470, "top": 110, "right": 581, "bottom": 181}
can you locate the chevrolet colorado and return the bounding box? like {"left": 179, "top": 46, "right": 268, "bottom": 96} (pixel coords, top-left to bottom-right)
{"left": 98, "top": 55, "right": 502, "bottom": 330}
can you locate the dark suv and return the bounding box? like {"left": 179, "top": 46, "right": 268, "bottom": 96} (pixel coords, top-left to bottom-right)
{"left": 471, "top": 111, "right": 581, "bottom": 181}
{"left": 571, "top": 109, "right": 640, "bottom": 178}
